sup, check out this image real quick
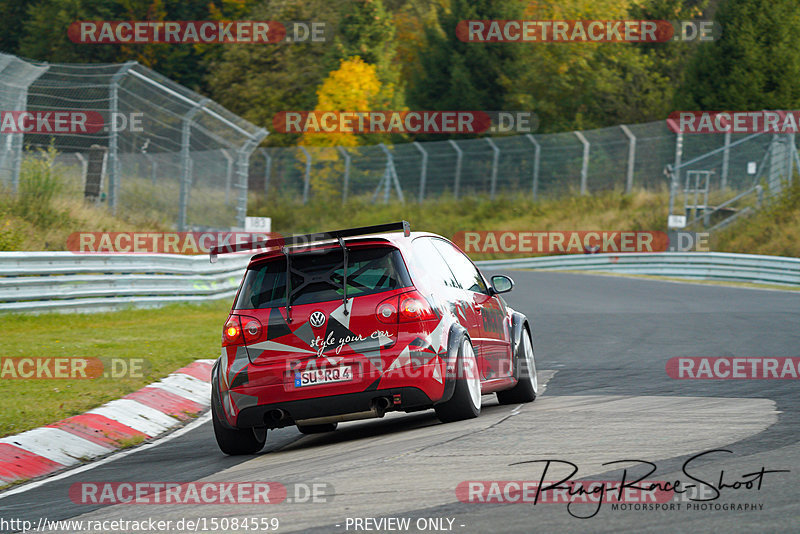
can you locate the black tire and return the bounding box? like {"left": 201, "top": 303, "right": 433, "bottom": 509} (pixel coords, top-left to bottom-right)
{"left": 211, "top": 385, "right": 267, "bottom": 455}
{"left": 435, "top": 338, "right": 481, "bottom": 423}
{"left": 497, "top": 326, "right": 538, "bottom": 404}
{"left": 297, "top": 423, "right": 338, "bottom": 434}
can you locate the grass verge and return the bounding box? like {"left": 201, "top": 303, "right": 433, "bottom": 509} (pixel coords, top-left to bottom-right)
{"left": 0, "top": 299, "right": 231, "bottom": 438}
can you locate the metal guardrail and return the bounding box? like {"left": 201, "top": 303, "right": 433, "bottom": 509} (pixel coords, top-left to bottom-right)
{"left": 0, "top": 251, "right": 796, "bottom": 314}
{"left": 0, "top": 252, "right": 250, "bottom": 313}
{"left": 477, "top": 252, "right": 800, "bottom": 286}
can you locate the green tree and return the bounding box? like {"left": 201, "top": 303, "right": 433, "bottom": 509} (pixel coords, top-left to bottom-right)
{"left": 0, "top": 0, "right": 43, "bottom": 54}
{"left": 207, "top": 0, "right": 400, "bottom": 146}
{"left": 678, "top": 0, "right": 800, "bottom": 110}
{"left": 16, "top": 0, "right": 257, "bottom": 92}
{"left": 407, "top": 0, "right": 524, "bottom": 116}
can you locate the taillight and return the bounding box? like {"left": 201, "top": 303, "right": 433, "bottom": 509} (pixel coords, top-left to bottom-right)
{"left": 222, "top": 315, "right": 262, "bottom": 346}
{"left": 241, "top": 317, "right": 263, "bottom": 343}
{"left": 377, "top": 297, "right": 398, "bottom": 324}
{"left": 223, "top": 316, "right": 242, "bottom": 346}
{"left": 398, "top": 292, "right": 437, "bottom": 323}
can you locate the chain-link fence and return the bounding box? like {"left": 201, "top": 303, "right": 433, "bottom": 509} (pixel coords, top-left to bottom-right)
{"left": 256, "top": 120, "right": 793, "bottom": 206}
{"left": 3, "top": 51, "right": 796, "bottom": 232}
{"left": 0, "top": 52, "right": 267, "bottom": 230}
{"left": 667, "top": 130, "right": 797, "bottom": 231}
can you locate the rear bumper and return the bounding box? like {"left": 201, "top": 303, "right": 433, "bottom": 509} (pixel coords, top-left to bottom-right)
{"left": 236, "top": 387, "right": 434, "bottom": 428}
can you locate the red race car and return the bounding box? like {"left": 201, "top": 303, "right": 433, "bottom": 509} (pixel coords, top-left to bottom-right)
{"left": 210, "top": 222, "right": 537, "bottom": 454}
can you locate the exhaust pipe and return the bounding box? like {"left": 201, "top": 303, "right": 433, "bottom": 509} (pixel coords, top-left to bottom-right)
{"left": 374, "top": 396, "right": 391, "bottom": 415}
{"left": 269, "top": 409, "right": 286, "bottom": 422}
{"left": 295, "top": 397, "right": 393, "bottom": 426}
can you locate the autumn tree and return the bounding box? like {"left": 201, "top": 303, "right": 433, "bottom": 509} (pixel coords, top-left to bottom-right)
{"left": 300, "top": 57, "right": 382, "bottom": 199}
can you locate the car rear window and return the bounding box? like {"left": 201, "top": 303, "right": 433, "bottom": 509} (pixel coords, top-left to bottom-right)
{"left": 235, "top": 245, "right": 412, "bottom": 310}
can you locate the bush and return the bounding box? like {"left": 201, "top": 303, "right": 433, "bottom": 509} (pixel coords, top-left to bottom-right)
{"left": 12, "top": 145, "right": 67, "bottom": 228}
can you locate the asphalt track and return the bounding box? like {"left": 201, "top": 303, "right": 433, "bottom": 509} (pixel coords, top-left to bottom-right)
{"left": 1, "top": 271, "right": 798, "bottom": 533}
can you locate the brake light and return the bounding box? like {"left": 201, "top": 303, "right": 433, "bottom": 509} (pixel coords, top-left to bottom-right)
{"left": 398, "top": 292, "right": 437, "bottom": 323}
{"left": 222, "top": 315, "right": 263, "bottom": 346}
{"left": 222, "top": 316, "right": 242, "bottom": 346}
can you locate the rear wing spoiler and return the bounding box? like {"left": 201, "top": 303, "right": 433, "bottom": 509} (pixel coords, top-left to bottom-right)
{"left": 209, "top": 220, "right": 411, "bottom": 263}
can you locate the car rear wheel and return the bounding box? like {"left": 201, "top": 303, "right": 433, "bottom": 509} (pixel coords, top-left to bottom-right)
{"left": 497, "top": 326, "right": 538, "bottom": 404}
{"left": 211, "top": 386, "right": 267, "bottom": 455}
{"left": 297, "top": 423, "right": 338, "bottom": 434}
{"left": 435, "top": 338, "right": 481, "bottom": 423}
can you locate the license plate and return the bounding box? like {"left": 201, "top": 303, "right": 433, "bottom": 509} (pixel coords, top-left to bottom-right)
{"left": 294, "top": 365, "right": 353, "bottom": 388}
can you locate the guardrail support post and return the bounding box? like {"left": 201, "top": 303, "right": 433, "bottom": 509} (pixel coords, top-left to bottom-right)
{"left": 413, "top": 142, "right": 428, "bottom": 203}
{"left": 449, "top": 140, "right": 463, "bottom": 199}
{"left": 574, "top": 131, "right": 590, "bottom": 195}
{"left": 485, "top": 138, "right": 500, "bottom": 200}
{"left": 620, "top": 125, "right": 636, "bottom": 193}
{"left": 525, "top": 134, "right": 541, "bottom": 200}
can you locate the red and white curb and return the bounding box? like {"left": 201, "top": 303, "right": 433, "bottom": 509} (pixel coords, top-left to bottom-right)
{"left": 0, "top": 359, "right": 214, "bottom": 488}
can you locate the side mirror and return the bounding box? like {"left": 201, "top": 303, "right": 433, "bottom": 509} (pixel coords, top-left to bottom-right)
{"left": 490, "top": 275, "right": 514, "bottom": 294}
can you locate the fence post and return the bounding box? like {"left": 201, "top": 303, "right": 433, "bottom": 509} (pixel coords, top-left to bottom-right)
{"left": 574, "top": 131, "right": 590, "bottom": 195}
{"left": 235, "top": 128, "right": 268, "bottom": 229}
{"left": 177, "top": 97, "right": 209, "bottom": 232}
{"left": 299, "top": 146, "right": 311, "bottom": 204}
{"left": 261, "top": 148, "right": 271, "bottom": 194}
{"left": 721, "top": 130, "right": 731, "bottom": 190}
{"left": 221, "top": 148, "right": 234, "bottom": 205}
{"left": 74, "top": 153, "right": 88, "bottom": 182}
{"left": 107, "top": 61, "right": 136, "bottom": 216}
{"left": 337, "top": 146, "right": 351, "bottom": 203}
{"left": 413, "top": 142, "right": 428, "bottom": 203}
{"left": 786, "top": 133, "right": 797, "bottom": 186}
{"left": 449, "top": 139, "right": 463, "bottom": 199}
{"left": 674, "top": 130, "right": 683, "bottom": 185}
{"left": 485, "top": 137, "right": 500, "bottom": 200}
{"left": 525, "top": 134, "right": 541, "bottom": 200}
{"left": 620, "top": 125, "right": 636, "bottom": 193}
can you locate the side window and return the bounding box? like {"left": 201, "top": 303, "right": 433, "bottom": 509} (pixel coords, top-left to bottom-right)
{"left": 431, "top": 239, "right": 488, "bottom": 294}
{"left": 410, "top": 237, "right": 459, "bottom": 290}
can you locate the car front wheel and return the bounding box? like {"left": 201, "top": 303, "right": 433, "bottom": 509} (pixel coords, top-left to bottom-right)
{"left": 497, "top": 326, "right": 538, "bottom": 404}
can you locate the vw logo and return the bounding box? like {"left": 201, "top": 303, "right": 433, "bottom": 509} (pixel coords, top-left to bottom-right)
{"left": 309, "top": 311, "right": 326, "bottom": 328}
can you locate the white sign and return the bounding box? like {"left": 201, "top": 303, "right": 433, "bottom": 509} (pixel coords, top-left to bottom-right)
{"left": 668, "top": 214, "right": 687, "bottom": 229}
{"left": 245, "top": 217, "right": 271, "bottom": 232}
{"left": 747, "top": 161, "right": 757, "bottom": 175}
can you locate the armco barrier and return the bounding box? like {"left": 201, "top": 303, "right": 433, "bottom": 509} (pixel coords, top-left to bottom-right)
{"left": 476, "top": 252, "right": 800, "bottom": 286}
{"left": 0, "top": 251, "right": 797, "bottom": 314}
{"left": 0, "top": 252, "right": 250, "bottom": 313}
